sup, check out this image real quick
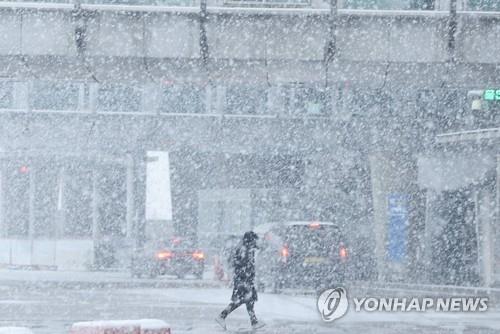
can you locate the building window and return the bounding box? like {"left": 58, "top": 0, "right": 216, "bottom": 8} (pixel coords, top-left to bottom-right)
{"left": 224, "top": 85, "right": 268, "bottom": 115}
{"left": 97, "top": 84, "right": 142, "bottom": 112}
{"left": 343, "top": 0, "right": 434, "bottom": 10}
{"left": 0, "top": 81, "right": 14, "bottom": 109}
{"left": 4, "top": 162, "right": 30, "bottom": 237}
{"left": 65, "top": 164, "right": 93, "bottom": 238}
{"left": 467, "top": 0, "right": 500, "bottom": 11}
{"left": 98, "top": 165, "right": 126, "bottom": 237}
{"left": 284, "top": 85, "right": 328, "bottom": 116}
{"left": 34, "top": 164, "right": 58, "bottom": 238}
{"left": 409, "top": 0, "right": 434, "bottom": 9}
{"left": 223, "top": 0, "right": 311, "bottom": 7}
{"left": 159, "top": 84, "right": 204, "bottom": 114}
{"left": 32, "top": 81, "right": 80, "bottom": 111}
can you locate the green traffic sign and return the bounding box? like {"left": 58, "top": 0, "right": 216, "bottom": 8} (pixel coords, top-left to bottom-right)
{"left": 484, "top": 89, "right": 500, "bottom": 101}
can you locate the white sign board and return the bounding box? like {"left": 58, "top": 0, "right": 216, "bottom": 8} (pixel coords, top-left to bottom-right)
{"left": 146, "top": 151, "right": 173, "bottom": 221}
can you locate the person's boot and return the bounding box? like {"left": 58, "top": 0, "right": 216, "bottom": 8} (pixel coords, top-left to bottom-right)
{"left": 215, "top": 314, "right": 227, "bottom": 330}
{"left": 251, "top": 318, "right": 265, "bottom": 330}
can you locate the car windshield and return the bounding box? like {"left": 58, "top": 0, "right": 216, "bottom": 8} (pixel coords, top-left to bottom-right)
{"left": 284, "top": 225, "right": 341, "bottom": 255}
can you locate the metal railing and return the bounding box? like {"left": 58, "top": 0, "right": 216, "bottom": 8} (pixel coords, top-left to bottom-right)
{"left": 222, "top": 0, "right": 311, "bottom": 8}
{"left": 0, "top": 0, "right": 497, "bottom": 11}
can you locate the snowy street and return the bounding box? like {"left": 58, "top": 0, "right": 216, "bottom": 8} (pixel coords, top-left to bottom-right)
{"left": 0, "top": 270, "right": 498, "bottom": 334}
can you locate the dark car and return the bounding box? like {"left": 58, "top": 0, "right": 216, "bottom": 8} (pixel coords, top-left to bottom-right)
{"left": 255, "top": 221, "right": 348, "bottom": 292}
{"left": 131, "top": 237, "right": 205, "bottom": 279}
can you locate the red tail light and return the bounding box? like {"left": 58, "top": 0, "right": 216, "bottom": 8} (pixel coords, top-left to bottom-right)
{"left": 309, "top": 222, "right": 321, "bottom": 229}
{"left": 192, "top": 251, "right": 205, "bottom": 260}
{"left": 156, "top": 250, "right": 173, "bottom": 260}
{"left": 280, "top": 245, "right": 289, "bottom": 263}
{"left": 339, "top": 246, "right": 348, "bottom": 259}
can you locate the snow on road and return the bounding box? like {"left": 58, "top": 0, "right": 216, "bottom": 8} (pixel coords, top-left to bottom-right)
{"left": 0, "top": 276, "right": 499, "bottom": 334}
{"left": 0, "top": 328, "right": 33, "bottom": 334}
{"left": 123, "top": 287, "right": 500, "bottom": 333}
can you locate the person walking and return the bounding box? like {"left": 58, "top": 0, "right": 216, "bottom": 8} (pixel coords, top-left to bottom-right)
{"left": 216, "top": 231, "right": 264, "bottom": 330}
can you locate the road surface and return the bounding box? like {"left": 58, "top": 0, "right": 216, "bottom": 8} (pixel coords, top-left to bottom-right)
{"left": 0, "top": 271, "right": 498, "bottom": 334}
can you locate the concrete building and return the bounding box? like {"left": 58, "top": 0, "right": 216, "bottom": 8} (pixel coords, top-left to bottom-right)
{"left": 0, "top": 0, "right": 498, "bottom": 284}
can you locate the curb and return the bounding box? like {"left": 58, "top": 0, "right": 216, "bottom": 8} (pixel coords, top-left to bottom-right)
{"left": 70, "top": 319, "right": 170, "bottom": 334}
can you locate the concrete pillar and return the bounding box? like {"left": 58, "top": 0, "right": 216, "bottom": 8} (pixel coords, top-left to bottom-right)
{"left": 126, "top": 154, "right": 135, "bottom": 239}
{"left": 477, "top": 187, "right": 494, "bottom": 287}
{"left": 89, "top": 83, "right": 98, "bottom": 113}
{"left": 423, "top": 189, "right": 437, "bottom": 283}
{"left": 494, "top": 155, "right": 500, "bottom": 285}
{"left": 369, "top": 153, "right": 389, "bottom": 281}
{"left": 141, "top": 83, "right": 160, "bottom": 114}
{"left": 205, "top": 83, "right": 215, "bottom": 114}
{"left": 134, "top": 151, "right": 147, "bottom": 249}
{"left": 28, "top": 167, "right": 35, "bottom": 239}
{"left": 12, "top": 82, "right": 29, "bottom": 110}
{"left": 56, "top": 166, "right": 66, "bottom": 238}
{"left": 0, "top": 162, "right": 4, "bottom": 238}
{"left": 78, "top": 83, "right": 86, "bottom": 111}
{"left": 91, "top": 169, "right": 99, "bottom": 241}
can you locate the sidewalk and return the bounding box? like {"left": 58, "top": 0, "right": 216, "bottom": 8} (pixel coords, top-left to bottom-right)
{"left": 0, "top": 268, "right": 224, "bottom": 289}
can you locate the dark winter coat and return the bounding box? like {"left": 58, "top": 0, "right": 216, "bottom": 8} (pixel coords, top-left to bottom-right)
{"left": 231, "top": 243, "right": 258, "bottom": 303}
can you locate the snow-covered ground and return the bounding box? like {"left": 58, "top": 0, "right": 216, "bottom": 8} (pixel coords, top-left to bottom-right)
{"left": 0, "top": 328, "right": 33, "bottom": 334}
{"left": 0, "top": 269, "right": 498, "bottom": 334}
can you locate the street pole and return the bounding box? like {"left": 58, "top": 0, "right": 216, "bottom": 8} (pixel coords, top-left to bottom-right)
{"left": 448, "top": 0, "right": 458, "bottom": 63}
{"left": 126, "top": 153, "right": 135, "bottom": 239}
{"left": 324, "top": 0, "right": 338, "bottom": 71}
{"left": 199, "top": 0, "right": 209, "bottom": 66}
{"left": 28, "top": 165, "right": 35, "bottom": 266}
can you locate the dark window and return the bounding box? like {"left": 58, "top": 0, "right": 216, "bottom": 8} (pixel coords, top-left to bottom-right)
{"left": 97, "top": 84, "right": 141, "bottom": 112}
{"left": 409, "top": 0, "right": 434, "bottom": 9}
{"left": 98, "top": 166, "right": 126, "bottom": 237}
{"left": 344, "top": 0, "right": 434, "bottom": 10}
{"left": 65, "top": 165, "right": 93, "bottom": 238}
{"left": 160, "top": 84, "right": 204, "bottom": 114}
{"left": 32, "top": 81, "right": 80, "bottom": 111}
{"left": 5, "top": 162, "right": 30, "bottom": 237}
{"left": 285, "top": 86, "right": 327, "bottom": 116}
{"left": 468, "top": 0, "right": 500, "bottom": 11}
{"left": 34, "top": 163, "right": 58, "bottom": 237}
{"left": 224, "top": 85, "right": 267, "bottom": 115}
{"left": 473, "top": 100, "right": 500, "bottom": 129}
{"left": 0, "top": 81, "right": 14, "bottom": 109}
{"left": 295, "top": 87, "right": 328, "bottom": 116}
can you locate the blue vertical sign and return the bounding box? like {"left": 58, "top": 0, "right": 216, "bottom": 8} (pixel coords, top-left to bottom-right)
{"left": 387, "top": 194, "right": 408, "bottom": 262}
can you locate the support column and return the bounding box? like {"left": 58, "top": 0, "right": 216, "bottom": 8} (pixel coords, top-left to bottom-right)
{"left": 477, "top": 187, "right": 494, "bottom": 287}
{"left": 369, "top": 153, "right": 388, "bottom": 282}
{"left": 494, "top": 155, "right": 500, "bottom": 285}
{"left": 56, "top": 166, "right": 67, "bottom": 238}
{"left": 423, "top": 189, "right": 436, "bottom": 284}
{"left": 28, "top": 167, "right": 35, "bottom": 239}
{"left": 134, "top": 151, "right": 147, "bottom": 249}
{"left": 0, "top": 161, "right": 4, "bottom": 238}
{"left": 28, "top": 166, "right": 35, "bottom": 266}
{"left": 91, "top": 169, "right": 99, "bottom": 241}
{"left": 126, "top": 154, "right": 135, "bottom": 239}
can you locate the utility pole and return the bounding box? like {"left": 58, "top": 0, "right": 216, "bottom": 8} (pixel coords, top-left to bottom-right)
{"left": 325, "top": 0, "right": 338, "bottom": 65}
{"left": 448, "top": 0, "right": 458, "bottom": 63}
{"left": 199, "top": 0, "right": 209, "bottom": 66}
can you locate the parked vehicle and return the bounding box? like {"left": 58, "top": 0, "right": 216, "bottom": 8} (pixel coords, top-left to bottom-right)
{"left": 254, "top": 221, "right": 348, "bottom": 292}
{"left": 131, "top": 237, "right": 205, "bottom": 279}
